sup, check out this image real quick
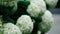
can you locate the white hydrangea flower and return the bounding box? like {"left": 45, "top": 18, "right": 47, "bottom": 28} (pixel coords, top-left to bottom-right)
{"left": 3, "top": 23, "right": 22, "bottom": 34}
{"left": 27, "top": 0, "right": 46, "bottom": 18}
{"left": 38, "top": 10, "right": 54, "bottom": 33}
{"left": 16, "top": 15, "right": 33, "bottom": 34}
{"left": 45, "top": 0, "right": 58, "bottom": 8}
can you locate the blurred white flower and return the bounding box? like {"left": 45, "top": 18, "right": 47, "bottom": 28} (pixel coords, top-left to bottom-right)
{"left": 27, "top": 0, "right": 46, "bottom": 18}
{"left": 45, "top": 0, "right": 58, "bottom": 8}
{"left": 38, "top": 10, "right": 54, "bottom": 33}
{"left": 16, "top": 15, "right": 33, "bottom": 34}
{"left": 3, "top": 23, "right": 22, "bottom": 34}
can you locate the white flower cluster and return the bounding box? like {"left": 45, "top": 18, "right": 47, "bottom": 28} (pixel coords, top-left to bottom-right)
{"left": 16, "top": 15, "right": 33, "bottom": 34}
{"left": 3, "top": 23, "right": 22, "bottom": 34}
{"left": 45, "top": 0, "right": 58, "bottom": 8}
{"left": 27, "top": 0, "right": 46, "bottom": 18}
{"left": 0, "top": 0, "right": 58, "bottom": 34}
{"left": 38, "top": 10, "right": 54, "bottom": 33}
{"left": 27, "top": 0, "right": 54, "bottom": 33}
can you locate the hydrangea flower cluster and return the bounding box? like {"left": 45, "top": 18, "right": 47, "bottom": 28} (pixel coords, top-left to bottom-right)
{"left": 0, "top": 0, "right": 58, "bottom": 34}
